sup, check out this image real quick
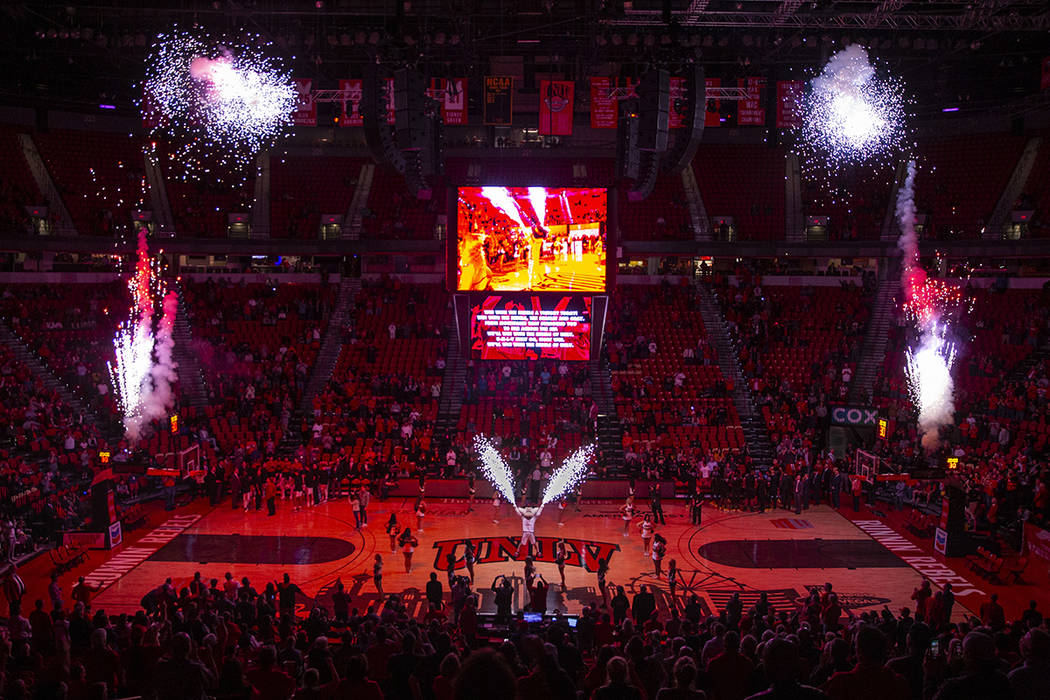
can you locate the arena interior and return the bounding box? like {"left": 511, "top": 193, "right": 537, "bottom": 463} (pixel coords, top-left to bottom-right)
{"left": 1, "top": 2, "right": 1050, "bottom": 699}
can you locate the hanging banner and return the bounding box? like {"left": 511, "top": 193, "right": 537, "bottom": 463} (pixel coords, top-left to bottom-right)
{"left": 339, "top": 78, "right": 363, "bottom": 127}
{"left": 441, "top": 78, "right": 469, "bottom": 125}
{"left": 539, "top": 80, "right": 575, "bottom": 135}
{"left": 292, "top": 78, "right": 316, "bottom": 126}
{"left": 668, "top": 76, "right": 687, "bottom": 129}
{"left": 590, "top": 76, "right": 638, "bottom": 129}
{"left": 738, "top": 76, "right": 767, "bottom": 126}
{"left": 1042, "top": 57, "right": 1050, "bottom": 91}
{"left": 704, "top": 77, "right": 722, "bottom": 128}
{"left": 590, "top": 77, "right": 617, "bottom": 129}
{"left": 776, "top": 79, "right": 805, "bottom": 129}
{"left": 484, "top": 76, "right": 514, "bottom": 126}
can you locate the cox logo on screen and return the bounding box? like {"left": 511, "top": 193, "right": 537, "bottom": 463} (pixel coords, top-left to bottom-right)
{"left": 831, "top": 407, "right": 878, "bottom": 426}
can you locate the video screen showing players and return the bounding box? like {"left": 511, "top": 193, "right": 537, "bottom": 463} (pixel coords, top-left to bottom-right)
{"left": 470, "top": 295, "right": 591, "bottom": 361}
{"left": 457, "top": 186, "right": 606, "bottom": 293}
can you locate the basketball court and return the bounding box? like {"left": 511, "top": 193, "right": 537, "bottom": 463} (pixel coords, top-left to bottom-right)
{"left": 40, "top": 494, "right": 1009, "bottom": 623}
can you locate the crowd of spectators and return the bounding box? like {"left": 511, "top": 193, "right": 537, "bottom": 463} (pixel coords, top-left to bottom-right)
{"left": 713, "top": 270, "right": 872, "bottom": 473}
{"left": 869, "top": 285, "right": 1050, "bottom": 539}
{"left": 605, "top": 281, "right": 741, "bottom": 479}
{"left": 5, "top": 557, "right": 1050, "bottom": 700}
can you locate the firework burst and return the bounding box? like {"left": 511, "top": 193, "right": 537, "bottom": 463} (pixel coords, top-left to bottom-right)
{"left": 142, "top": 28, "right": 297, "bottom": 182}
{"left": 796, "top": 44, "right": 912, "bottom": 199}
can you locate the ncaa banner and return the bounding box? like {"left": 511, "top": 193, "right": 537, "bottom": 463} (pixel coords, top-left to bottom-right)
{"left": 484, "top": 76, "right": 514, "bottom": 125}
{"left": 1042, "top": 57, "right": 1050, "bottom": 91}
{"left": 292, "top": 78, "right": 316, "bottom": 126}
{"left": 738, "top": 76, "right": 766, "bottom": 126}
{"left": 776, "top": 80, "right": 805, "bottom": 128}
{"left": 339, "top": 79, "right": 363, "bottom": 127}
{"left": 539, "top": 80, "right": 574, "bottom": 135}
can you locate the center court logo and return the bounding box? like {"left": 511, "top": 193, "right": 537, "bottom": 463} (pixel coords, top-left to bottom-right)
{"left": 432, "top": 535, "right": 619, "bottom": 572}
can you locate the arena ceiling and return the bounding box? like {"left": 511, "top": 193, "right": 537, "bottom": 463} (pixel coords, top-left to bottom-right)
{"left": 1, "top": 1, "right": 1047, "bottom": 116}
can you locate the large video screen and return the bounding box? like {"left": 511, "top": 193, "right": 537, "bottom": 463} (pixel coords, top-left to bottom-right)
{"left": 457, "top": 186, "right": 607, "bottom": 292}
{"left": 470, "top": 295, "right": 592, "bottom": 361}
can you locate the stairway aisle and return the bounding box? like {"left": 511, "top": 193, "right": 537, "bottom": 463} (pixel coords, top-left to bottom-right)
{"left": 590, "top": 354, "right": 625, "bottom": 471}
{"left": 434, "top": 321, "right": 467, "bottom": 453}
{"left": 695, "top": 284, "right": 775, "bottom": 468}
{"left": 172, "top": 289, "right": 209, "bottom": 410}
{"left": 848, "top": 277, "right": 900, "bottom": 405}
{"left": 278, "top": 277, "right": 360, "bottom": 454}
{"left": 0, "top": 320, "right": 116, "bottom": 440}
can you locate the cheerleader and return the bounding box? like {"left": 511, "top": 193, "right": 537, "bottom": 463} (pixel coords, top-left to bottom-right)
{"left": 651, "top": 533, "right": 667, "bottom": 577}
{"left": 638, "top": 513, "right": 654, "bottom": 555}
{"left": 415, "top": 497, "right": 427, "bottom": 533}
{"left": 555, "top": 539, "right": 568, "bottom": 588}
{"left": 463, "top": 539, "right": 477, "bottom": 583}
{"left": 373, "top": 554, "right": 384, "bottom": 597}
{"left": 386, "top": 513, "right": 399, "bottom": 554}
{"left": 597, "top": 556, "right": 610, "bottom": 605}
{"left": 557, "top": 498, "right": 567, "bottom": 526}
{"left": 467, "top": 473, "right": 476, "bottom": 512}
{"left": 491, "top": 493, "right": 502, "bottom": 524}
{"left": 667, "top": 558, "right": 680, "bottom": 607}
{"left": 398, "top": 528, "right": 419, "bottom": 573}
{"left": 621, "top": 497, "right": 634, "bottom": 537}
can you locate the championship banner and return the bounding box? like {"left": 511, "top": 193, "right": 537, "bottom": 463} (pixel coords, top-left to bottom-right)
{"left": 668, "top": 76, "right": 687, "bottom": 129}
{"left": 1042, "top": 57, "right": 1050, "bottom": 91}
{"left": 292, "top": 78, "right": 317, "bottom": 126}
{"left": 776, "top": 79, "right": 805, "bottom": 129}
{"left": 432, "top": 77, "right": 468, "bottom": 125}
{"left": 539, "top": 79, "right": 574, "bottom": 135}
{"left": 705, "top": 77, "right": 722, "bottom": 127}
{"left": 339, "top": 78, "right": 363, "bottom": 127}
{"left": 484, "top": 76, "right": 514, "bottom": 125}
{"left": 738, "top": 76, "right": 767, "bottom": 126}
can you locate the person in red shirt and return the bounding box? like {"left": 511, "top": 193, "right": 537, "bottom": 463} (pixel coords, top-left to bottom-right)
{"left": 71, "top": 576, "right": 100, "bottom": 609}
{"left": 823, "top": 626, "right": 909, "bottom": 700}
{"left": 84, "top": 628, "right": 124, "bottom": 692}
{"left": 707, "top": 630, "right": 755, "bottom": 700}
{"left": 245, "top": 645, "right": 296, "bottom": 700}
{"left": 911, "top": 579, "right": 932, "bottom": 622}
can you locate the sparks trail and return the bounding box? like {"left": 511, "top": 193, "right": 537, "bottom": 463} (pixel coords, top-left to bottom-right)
{"left": 108, "top": 228, "right": 179, "bottom": 444}
{"left": 895, "top": 160, "right": 967, "bottom": 451}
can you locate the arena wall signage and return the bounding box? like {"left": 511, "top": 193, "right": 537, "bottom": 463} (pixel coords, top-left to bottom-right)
{"left": 432, "top": 536, "right": 619, "bottom": 572}
{"left": 831, "top": 406, "right": 878, "bottom": 426}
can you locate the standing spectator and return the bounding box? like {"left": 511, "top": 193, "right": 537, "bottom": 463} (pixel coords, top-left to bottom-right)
{"left": 245, "top": 645, "right": 295, "bottom": 700}
{"left": 823, "top": 626, "right": 907, "bottom": 700}
{"left": 631, "top": 585, "right": 656, "bottom": 626}
{"left": 707, "top": 631, "right": 754, "bottom": 700}
{"left": 426, "top": 572, "right": 444, "bottom": 610}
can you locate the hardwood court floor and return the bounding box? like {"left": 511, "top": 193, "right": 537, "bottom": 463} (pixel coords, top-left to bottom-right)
{"left": 51, "top": 494, "right": 1001, "bottom": 623}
